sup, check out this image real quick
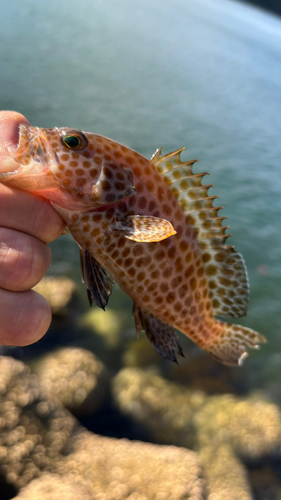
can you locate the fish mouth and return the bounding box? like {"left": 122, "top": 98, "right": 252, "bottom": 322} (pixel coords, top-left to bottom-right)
{"left": 0, "top": 124, "right": 59, "bottom": 191}
{"left": 14, "top": 124, "right": 56, "bottom": 170}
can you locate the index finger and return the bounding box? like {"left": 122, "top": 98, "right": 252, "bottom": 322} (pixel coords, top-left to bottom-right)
{"left": 0, "top": 111, "right": 65, "bottom": 243}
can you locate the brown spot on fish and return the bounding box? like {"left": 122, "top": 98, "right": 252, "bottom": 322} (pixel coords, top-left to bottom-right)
{"left": 206, "top": 264, "right": 218, "bottom": 276}
{"left": 77, "top": 178, "right": 87, "bottom": 187}
{"left": 133, "top": 244, "right": 144, "bottom": 256}
{"left": 83, "top": 161, "right": 91, "bottom": 168}
{"left": 90, "top": 168, "right": 98, "bottom": 178}
{"left": 117, "top": 236, "right": 126, "bottom": 248}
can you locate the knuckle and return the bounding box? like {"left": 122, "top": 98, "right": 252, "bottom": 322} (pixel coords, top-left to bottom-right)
{"left": 0, "top": 229, "right": 51, "bottom": 291}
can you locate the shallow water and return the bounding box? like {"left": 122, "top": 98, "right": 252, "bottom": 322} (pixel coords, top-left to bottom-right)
{"left": 1, "top": 0, "right": 281, "bottom": 384}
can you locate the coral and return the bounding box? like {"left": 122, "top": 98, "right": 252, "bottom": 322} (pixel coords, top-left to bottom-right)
{"left": 0, "top": 356, "right": 205, "bottom": 500}
{"left": 33, "top": 277, "right": 77, "bottom": 316}
{"left": 33, "top": 348, "right": 109, "bottom": 416}
{"left": 0, "top": 356, "right": 77, "bottom": 491}
{"left": 56, "top": 431, "right": 205, "bottom": 500}
{"left": 13, "top": 473, "right": 93, "bottom": 500}
{"left": 113, "top": 368, "right": 281, "bottom": 499}
{"left": 79, "top": 308, "right": 125, "bottom": 349}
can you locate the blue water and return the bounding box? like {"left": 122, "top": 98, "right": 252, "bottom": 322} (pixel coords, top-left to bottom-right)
{"left": 1, "top": 0, "right": 281, "bottom": 383}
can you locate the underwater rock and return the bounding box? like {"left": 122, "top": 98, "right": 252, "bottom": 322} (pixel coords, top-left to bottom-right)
{"left": 33, "top": 348, "right": 109, "bottom": 417}
{"left": 0, "top": 356, "right": 77, "bottom": 492}
{"left": 33, "top": 276, "right": 77, "bottom": 316}
{"left": 113, "top": 368, "right": 281, "bottom": 499}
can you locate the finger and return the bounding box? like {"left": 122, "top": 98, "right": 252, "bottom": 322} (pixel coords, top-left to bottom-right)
{"left": 0, "top": 183, "right": 65, "bottom": 243}
{"left": 0, "top": 228, "right": 51, "bottom": 292}
{"left": 0, "top": 288, "right": 52, "bottom": 346}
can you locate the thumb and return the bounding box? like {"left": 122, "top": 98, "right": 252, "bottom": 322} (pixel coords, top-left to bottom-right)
{"left": 0, "top": 111, "right": 30, "bottom": 172}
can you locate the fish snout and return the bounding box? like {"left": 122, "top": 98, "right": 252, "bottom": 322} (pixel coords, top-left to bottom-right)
{"left": 14, "top": 125, "right": 54, "bottom": 168}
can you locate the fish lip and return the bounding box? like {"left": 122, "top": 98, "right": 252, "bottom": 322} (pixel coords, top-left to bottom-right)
{"left": 14, "top": 124, "right": 58, "bottom": 172}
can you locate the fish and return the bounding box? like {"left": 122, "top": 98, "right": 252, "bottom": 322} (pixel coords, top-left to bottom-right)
{"left": 0, "top": 124, "right": 266, "bottom": 365}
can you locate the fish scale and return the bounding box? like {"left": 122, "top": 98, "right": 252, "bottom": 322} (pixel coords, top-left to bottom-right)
{"left": 0, "top": 124, "right": 266, "bottom": 365}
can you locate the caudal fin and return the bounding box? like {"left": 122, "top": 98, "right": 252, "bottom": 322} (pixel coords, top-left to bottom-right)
{"left": 205, "top": 322, "right": 266, "bottom": 366}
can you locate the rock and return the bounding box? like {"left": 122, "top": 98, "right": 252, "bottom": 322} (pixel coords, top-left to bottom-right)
{"left": 33, "top": 348, "right": 109, "bottom": 416}
{"left": 33, "top": 277, "right": 77, "bottom": 316}
{"left": 0, "top": 356, "right": 77, "bottom": 492}
{"left": 12, "top": 473, "right": 94, "bottom": 500}
{"left": 113, "top": 367, "right": 281, "bottom": 499}
{"left": 56, "top": 431, "right": 205, "bottom": 500}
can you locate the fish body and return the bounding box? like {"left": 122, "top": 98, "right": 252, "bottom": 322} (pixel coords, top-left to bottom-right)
{"left": 0, "top": 124, "right": 265, "bottom": 364}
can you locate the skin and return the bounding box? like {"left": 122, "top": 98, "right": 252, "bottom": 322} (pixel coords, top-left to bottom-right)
{"left": 0, "top": 111, "right": 65, "bottom": 345}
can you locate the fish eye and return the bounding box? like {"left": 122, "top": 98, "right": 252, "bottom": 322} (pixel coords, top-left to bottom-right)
{"left": 63, "top": 135, "right": 81, "bottom": 149}
{"left": 61, "top": 129, "right": 88, "bottom": 151}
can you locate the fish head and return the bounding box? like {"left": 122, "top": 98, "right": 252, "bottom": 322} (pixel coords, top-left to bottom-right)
{"left": 1, "top": 124, "right": 136, "bottom": 210}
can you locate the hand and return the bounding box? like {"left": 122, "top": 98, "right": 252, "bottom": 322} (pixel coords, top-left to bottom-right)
{"left": 0, "top": 111, "right": 65, "bottom": 346}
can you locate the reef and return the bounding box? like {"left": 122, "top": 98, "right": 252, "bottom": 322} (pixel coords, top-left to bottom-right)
{"left": 0, "top": 356, "right": 205, "bottom": 500}
{"left": 113, "top": 367, "right": 281, "bottom": 499}
{"left": 32, "top": 348, "right": 109, "bottom": 416}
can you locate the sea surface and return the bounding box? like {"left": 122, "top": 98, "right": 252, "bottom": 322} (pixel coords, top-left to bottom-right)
{"left": 0, "top": 0, "right": 281, "bottom": 385}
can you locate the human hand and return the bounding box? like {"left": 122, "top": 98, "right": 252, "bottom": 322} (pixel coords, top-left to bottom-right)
{"left": 0, "top": 111, "right": 65, "bottom": 345}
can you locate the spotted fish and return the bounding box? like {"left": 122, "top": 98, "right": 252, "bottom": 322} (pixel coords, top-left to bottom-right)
{"left": 0, "top": 124, "right": 265, "bottom": 365}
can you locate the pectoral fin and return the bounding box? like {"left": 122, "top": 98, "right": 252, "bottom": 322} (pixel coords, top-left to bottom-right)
{"left": 80, "top": 248, "right": 115, "bottom": 309}
{"left": 133, "top": 305, "right": 184, "bottom": 363}
{"left": 110, "top": 215, "right": 176, "bottom": 242}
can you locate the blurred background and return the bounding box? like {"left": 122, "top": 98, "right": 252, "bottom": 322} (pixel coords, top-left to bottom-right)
{"left": 1, "top": 0, "right": 281, "bottom": 498}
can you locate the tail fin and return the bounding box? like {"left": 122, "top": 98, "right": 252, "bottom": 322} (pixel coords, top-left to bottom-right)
{"left": 205, "top": 321, "right": 266, "bottom": 366}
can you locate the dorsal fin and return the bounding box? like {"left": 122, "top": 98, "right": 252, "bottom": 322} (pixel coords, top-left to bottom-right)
{"left": 152, "top": 148, "right": 249, "bottom": 318}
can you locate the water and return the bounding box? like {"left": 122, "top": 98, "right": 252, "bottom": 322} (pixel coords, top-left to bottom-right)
{"left": 1, "top": 0, "right": 281, "bottom": 384}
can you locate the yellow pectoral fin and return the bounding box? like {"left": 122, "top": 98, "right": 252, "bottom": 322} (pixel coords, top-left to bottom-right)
{"left": 110, "top": 215, "right": 176, "bottom": 242}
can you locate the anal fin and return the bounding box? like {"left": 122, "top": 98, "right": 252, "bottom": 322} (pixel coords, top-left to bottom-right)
{"left": 80, "top": 248, "right": 115, "bottom": 310}
{"left": 133, "top": 305, "right": 184, "bottom": 363}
